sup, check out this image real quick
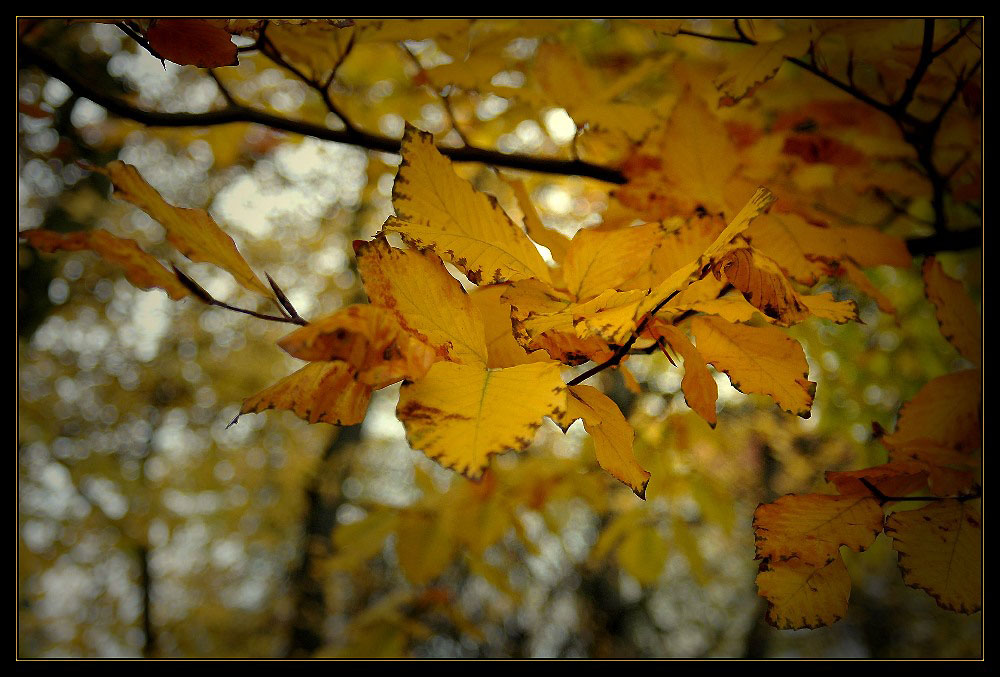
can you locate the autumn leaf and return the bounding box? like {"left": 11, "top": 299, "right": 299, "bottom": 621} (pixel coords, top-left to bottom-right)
{"left": 233, "top": 362, "right": 373, "bottom": 426}
{"left": 691, "top": 316, "right": 816, "bottom": 418}
{"left": 100, "top": 161, "right": 273, "bottom": 300}
{"left": 711, "top": 246, "right": 811, "bottom": 325}
{"left": 756, "top": 555, "right": 851, "bottom": 630}
{"left": 562, "top": 222, "right": 663, "bottom": 300}
{"left": 560, "top": 385, "right": 650, "bottom": 498}
{"left": 825, "top": 462, "right": 929, "bottom": 498}
{"left": 715, "top": 29, "right": 812, "bottom": 105}
{"left": 387, "top": 126, "right": 552, "bottom": 285}
{"left": 145, "top": 19, "right": 238, "bottom": 68}
{"left": 922, "top": 257, "right": 981, "bottom": 365}
{"left": 20, "top": 228, "right": 189, "bottom": 300}
{"left": 277, "top": 304, "right": 436, "bottom": 388}
{"left": 395, "top": 361, "right": 566, "bottom": 479}
{"left": 753, "top": 493, "right": 883, "bottom": 566}
{"left": 881, "top": 369, "right": 981, "bottom": 454}
{"left": 469, "top": 285, "right": 550, "bottom": 369}
{"left": 504, "top": 176, "right": 571, "bottom": 265}
{"left": 645, "top": 321, "right": 718, "bottom": 427}
{"left": 355, "top": 236, "right": 487, "bottom": 366}
{"left": 885, "top": 500, "right": 982, "bottom": 613}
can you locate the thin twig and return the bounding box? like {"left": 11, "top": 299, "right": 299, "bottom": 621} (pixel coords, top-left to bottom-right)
{"left": 860, "top": 477, "right": 981, "bottom": 506}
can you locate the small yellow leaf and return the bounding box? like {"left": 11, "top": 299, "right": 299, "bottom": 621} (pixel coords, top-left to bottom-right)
{"left": 102, "top": 161, "right": 273, "bottom": 299}
{"left": 356, "top": 236, "right": 487, "bottom": 366}
{"left": 396, "top": 361, "right": 566, "bottom": 479}
{"left": 469, "top": 285, "right": 551, "bottom": 368}
{"left": 562, "top": 222, "right": 663, "bottom": 300}
{"left": 757, "top": 555, "right": 851, "bottom": 630}
{"left": 564, "top": 385, "right": 650, "bottom": 498}
{"left": 389, "top": 126, "right": 552, "bottom": 285}
{"left": 646, "top": 322, "right": 718, "bottom": 426}
{"left": 753, "top": 493, "right": 883, "bottom": 566}
{"left": 21, "top": 229, "right": 189, "bottom": 300}
{"left": 277, "top": 304, "right": 436, "bottom": 388}
{"left": 692, "top": 316, "right": 816, "bottom": 418}
{"left": 923, "top": 257, "right": 981, "bottom": 365}
{"left": 885, "top": 500, "right": 981, "bottom": 613}
{"left": 235, "top": 362, "right": 372, "bottom": 426}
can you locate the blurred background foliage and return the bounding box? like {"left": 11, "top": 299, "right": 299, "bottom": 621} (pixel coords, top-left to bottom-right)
{"left": 18, "top": 18, "right": 981, "bottom": 658}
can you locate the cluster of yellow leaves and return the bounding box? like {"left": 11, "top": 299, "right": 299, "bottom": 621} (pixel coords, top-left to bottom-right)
{"left": 753, "top": 258, "right": 981, "bottom": 629}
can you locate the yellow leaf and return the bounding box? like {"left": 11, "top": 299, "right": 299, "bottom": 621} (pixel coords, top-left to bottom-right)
{"left": 102, "top": 161, "right": 273, "bottom": 299}
{"left": 563, "top": 385, "right": 650, "bottom": 498}
{"left": 692, "top": 316, "right": 816, "bottom": 418}
{"left": 396, "top": 361, "right": 566, "bottom": 479}
{"left": 388, "top": 126, "right": 552, "bottom": 285}
{"left": 712, "top": 246, "right": 811, "bottom": 326}
{"left": 277, "top": 304, "right": 436, "bottom": 388}
{"left": 882, "top": 369, "right": 981, "bottom": 454}
{"left": 646, "top": 322, "right": 718, "bottom": 426}
{"left": 715, "top": 30, "right": 812, "bottom": 105}
{"left": 562, "top": 222, "right": 663, "bottom": 300}
{"left": 396, "top": 509, "right": 458, "bottom": 586}
{"left": 757, "top": 555, "right": 851, "bottom": 630}
{"left": 21, "top": 229, "right": 188, "bottom": 300}
{"left": 923, "top": 257, "right": 981, "bottom": 365}
{"left": 469, "top": 285, "right": 551, "bottom": 368}
{"left": 800, "top": 291, "right": 859, "bottom": 324}
{"left": 234, "top": 362, "right": 372, "bottom": 426}
{"left": 885, "top": 500, "right": 981, "bottom": 613}
{"left": 504, "top": 176, "right": 571, "bottom": 265}
{"left": 264, "top": 21, "right": 355, "bottom": 83}
{"left": 356, "top": 236, "right": 487, "bottom": 366}
{"left": 617, "top": 523, "right": 668, "bottom": 585}
{"left": 753, "top": 493, "right": 883, "bottom": 566}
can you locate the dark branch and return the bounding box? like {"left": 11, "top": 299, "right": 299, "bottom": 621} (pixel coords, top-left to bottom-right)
{"left": 904, "top": 228, "right": 981, "bottom": 256}
{"left": 20, "top": 44, "right": 627, "bottom": 184}
{"left": 859, "top": 477, "right": 981, "bottom": 506}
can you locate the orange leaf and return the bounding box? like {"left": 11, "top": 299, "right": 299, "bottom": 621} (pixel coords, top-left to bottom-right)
{"left": 646, "top": 321, "right": 717, "bottom": 426}
{"left": 922, "top": 257, "right": 981, "bottom": 365}
{"left": 753, "top": 493, "right": 883, "bottom": 566}
{"left": 882, "top": 369, "right": 981, "bottom": 454}
{"left": 234, "top": 362, "right": 372, "bottom": 426}
{"left": 825, "top": 461, "right": 929, "bottom": 498}
{"left": 277, "top": 304, "right": 436, "bottom": 388}
{"left": 21, "top": 228, "right": 188, "bottom": 300}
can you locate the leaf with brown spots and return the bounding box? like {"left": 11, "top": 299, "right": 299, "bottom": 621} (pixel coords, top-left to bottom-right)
{"left": 396, "top": 361, "right": 566, "bottom": 479}
{"left": 691, "top": 316, "right": 816, "bottom": 418}
{"left": 387, "top": 126, "right": 552, "bottom": 285}
{"left": 277, "top": 304, "right": 436, "bottom": 388}
{"left": 885, "top": 500, "right": 982, "bottom": 614}
{"left": 233, "top": 362, "right": 372, "bottom": 426}
{"left": 756, "top": 555, "right": 851, "bottom": 630}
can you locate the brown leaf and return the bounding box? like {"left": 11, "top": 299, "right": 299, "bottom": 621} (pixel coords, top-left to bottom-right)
{"left": 145, "top": 19, "right": 238, "bottom": 68}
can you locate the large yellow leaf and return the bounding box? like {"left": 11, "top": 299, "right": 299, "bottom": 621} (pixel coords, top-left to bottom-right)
{"left": 388, "top": 126, "right": 552, "bottom": 285}
{"left": 691, "top": 316, "right": 816, "bottom": 418}
{"left": 715, "top": 29, "right": 812, "bottom": 105}
{"left": 881, "top": 369, "right": 981, "bottom": 454}
{"left": 234, "top": 362, "right": 372, "bottom": 426}
{"left": 355, "top": 237, "right": 487, "bottom": 366}
{"left": 277, "top": 304, "right": 436, "bottom": 388}
{"left": 562, "top": 222, "right": 663, "bottom": 300}
{"left": 562, "top": 385, "right": 650, "bottom": 498}
{"left": 923, "top": 257, "right": 981, "bottom": 365}
{"left": 102, "top": 161, "right": 273, "bottom": 299}
{"left": 753, "top": 493, "right": 883, "bottom": 566}
{"left": 21, "top": 229, "right": 188, "bottom": 301}
{"left": 885, "top": 500, "right": 982, "bottom": 613}
{"left": 646, "top": 322, "right": 718, "bottom": 426}
{"left": 756, "top": 555, "right": 851, "bottom": 630}
{"left": 396, "top": 361, "right": 566, "bottom": 479}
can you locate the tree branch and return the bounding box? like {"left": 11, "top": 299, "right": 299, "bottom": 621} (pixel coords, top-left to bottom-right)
{"left": 20, "top": 44, "right": 627, "bottom": 184}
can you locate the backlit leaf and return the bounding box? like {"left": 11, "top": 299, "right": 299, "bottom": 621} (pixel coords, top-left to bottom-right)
{"left": 692, "top": 316, "right": 816, "bottom": 418}
{"left": 234, "top": 362, "right": 372, "bottom": 426}
{"left": 646, "top": 321, "right": 717, "bottom": 426}
{"left": 21, "top": 229, "right": 189, "bottom": 301}
{"left": 396, "top": 361, "right": 566, "bottom": 479}
{"left": 885, "top": 500, "right": 982, "bottom": 613}
{"left": 757, "top": 555, "right": 851, "bottom": 630}
{"left": 922, "top": 257, "right": 981, "bottom": 365}
{"left": 102, "top": 161, "right": 273, "bottom": 299}
{"left": 388, "top": 126, "right": 552, "bottom": 285}
{"left": 563, "top": 385, "right": 650, "bottom": 498}
{"left": 753, "top": 493, "right": 883, "bottom": 566}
